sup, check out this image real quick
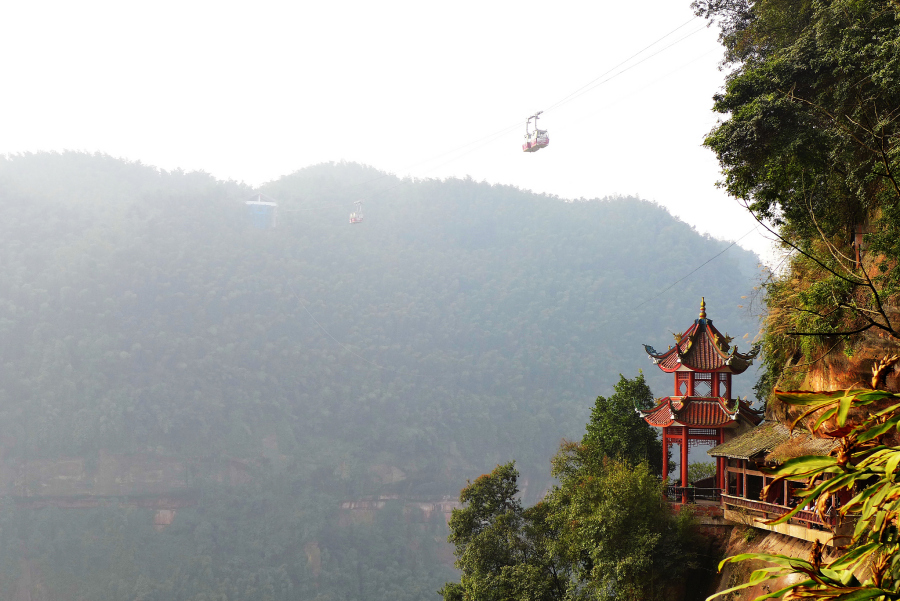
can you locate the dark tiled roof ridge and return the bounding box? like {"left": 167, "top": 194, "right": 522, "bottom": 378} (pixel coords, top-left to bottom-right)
{"left": 644, "top": 319, "right": 759, "bottom": 374}
{"left": 641, "top": 396, "right": 761, "bottom": 428}
{"left": 707, "top": 420, "right": 789, "bottom": 459}
{"left": 708, "top": 420, "right": 839, "bottom": 460}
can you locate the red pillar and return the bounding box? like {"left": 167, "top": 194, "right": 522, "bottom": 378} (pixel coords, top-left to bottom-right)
{"left": 715, "top": 457, "right": 721, "bottom": 493}
{"left": 716, "top": 429, "right": 724, "bottom": 493}
{"left": 681, "top": 427, "right": 689, "bottom": 503}
{"left": 661, "top": 428, "right": 668, "bottom": 482}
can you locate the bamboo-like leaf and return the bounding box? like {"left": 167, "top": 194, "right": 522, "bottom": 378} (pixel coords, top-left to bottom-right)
{"left": 828, "top": 588, "right": 893, "bottom": 600}
{"left": 837, "top": 391, "right": 855, "bottom": 426}
{"left": 884, "top": 451, "right": 900, "bottom": 479}
{"left": 720, "top": 553, "right": 813, "bottom": 571}
{"left": 813, "top": 406, "right": 839, "bottom": 432}
{"left": 762, "top": 580, "right": 822, "bottom": 601}
{"left": 774, "top": 390, "right": 860, "bottom": 406}
{"left": 829, "top": 543, "right": 881, "bottom": 569}
{"left": 871, "top": 400, "right": 900, "bottom": 419}
{"left": 793, "top": 401, "right": 840, "bottom": 433}
{"left": 853, "top": 390, "right": 900, "bottom": 406}
{"left": 705, "top": 569, "right": 785, "bottom": 600}
{"left": 770, "top": 455, "right": 839, "bottom": 476}
{"left": 753, "top": 580, "right": 816, "bottom": 601}
{"left": 855, "top": 416, "right": 899, "bottom": 443}
{"left": 856, "top": 449, "right": 893, "bottom": 468}
{"left": 768, "top": 473, "right": 856, "bottom": 525}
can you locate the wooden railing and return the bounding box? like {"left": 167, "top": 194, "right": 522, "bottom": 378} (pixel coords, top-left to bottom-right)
{"left": 722, "top": 494, "right": 833, "bottom": 528}
{"left": 664, "top": 486, "right": 721, "bottom": 503}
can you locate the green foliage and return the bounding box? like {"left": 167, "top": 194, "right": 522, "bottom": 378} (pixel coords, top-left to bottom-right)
{"left": 688, "top": 462, "right": 716, "bottom": 483}
{"left": 444, "top": 376, "right": 700, "bottom": 601}
{"left": 740, "top": 527, "right": 758, "bottom": 544}
{"left": 580, "top": 372, "right": 664, "bottom": 475}
{"left": 441, "top": 463, "right": 568, "bottom": 601}
{"left": 550, "top": 458, "right": 699, "bottom": 601}
{"left": 696, "top": 0, "right": 900, "bottom": 239}
{"left": 695, "top": 0, "right": 900, "bottom": 388}
{"left": 710, "top": 388, "right": 900, "bottom": 600}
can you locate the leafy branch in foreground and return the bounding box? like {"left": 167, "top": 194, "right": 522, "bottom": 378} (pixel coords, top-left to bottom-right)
{"left": 709, "top": 385, "right": 900, "bottom": 600}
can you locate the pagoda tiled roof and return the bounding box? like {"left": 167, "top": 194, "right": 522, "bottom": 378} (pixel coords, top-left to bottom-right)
{"left": 639, "top": 396, "right": 762, "bottom": 428}
{"left": 642, "top": 318, "right": 760, "bottom": 374}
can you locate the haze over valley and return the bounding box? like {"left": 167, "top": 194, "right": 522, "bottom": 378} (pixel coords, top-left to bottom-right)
{"left": 0, "top": 152, "right": 762, "bottom": 599}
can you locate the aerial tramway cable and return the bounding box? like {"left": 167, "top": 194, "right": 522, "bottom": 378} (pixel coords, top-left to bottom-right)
{"left": 283, "top": 14, "right": 710, "bottom": 216}
{"left": 634, "top": 227, "right": 760, "bottom": 311}
{"left": 542, "top": 17, "right": 703, "bottom": 113}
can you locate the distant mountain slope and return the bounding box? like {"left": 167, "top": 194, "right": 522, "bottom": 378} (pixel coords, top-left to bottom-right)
{"left": 0, "top": 153, "right": 762, "bottom": 478}
{"left": 0, "top": 152, "right": 763, "bottom": 600}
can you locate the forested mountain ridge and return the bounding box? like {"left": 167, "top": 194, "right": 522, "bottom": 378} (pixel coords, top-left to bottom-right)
{"left": 0, "top": 152, "right": 762, "bottom": 600}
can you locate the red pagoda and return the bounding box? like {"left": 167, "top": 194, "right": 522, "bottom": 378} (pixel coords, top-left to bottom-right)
{"left": 638, "top": 298, "right": 762, "bottom": 497}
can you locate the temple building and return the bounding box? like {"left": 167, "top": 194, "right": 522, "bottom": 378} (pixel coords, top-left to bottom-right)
{"left": 706, "top": 420, "right": 843, "bottom": 542}
{"left": 638, "top": 299, "right": 762, "bottom": 497}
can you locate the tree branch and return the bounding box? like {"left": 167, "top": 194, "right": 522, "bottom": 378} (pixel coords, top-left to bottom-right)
{"left": 786, "top": 324, "right": 874, "bottom": 337}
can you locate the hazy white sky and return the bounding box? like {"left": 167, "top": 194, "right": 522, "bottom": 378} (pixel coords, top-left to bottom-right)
{"left": 1, "top": 0, "right": 775, "bottom": 259}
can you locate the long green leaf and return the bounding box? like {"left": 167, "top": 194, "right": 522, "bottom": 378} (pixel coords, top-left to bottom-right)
{"left": 770, "top": 455, "right": 838, "bottom": 475}
{"left": 774, "top": 390, "right": 861, "bottom": 406}
{"left": 753, "top": 580, "right": 817, "bottom": 601}
{"left": 831, "top": 588, "right": 893, "bottom": 600}
{"left": 813, "top": 406, "right": 839, "bottom": 432}
{"left": 829, "top": 543, "right": 882, "bottom": 569}
{"left": 837, "top": 391, "right": 855, "bottom": 426}
{"left": 885, "top": 451, "right": 900, "bottom": 479}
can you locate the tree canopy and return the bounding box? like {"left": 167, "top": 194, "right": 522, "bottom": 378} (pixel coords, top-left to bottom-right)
{"left": 580, "top": 372, "right": 663, "bottom": 475}
{"left": 694, "top": 0, "right": 900, "bottom": 391}
{"left": 443, "top": 374, "right": 701, "bottom": 601}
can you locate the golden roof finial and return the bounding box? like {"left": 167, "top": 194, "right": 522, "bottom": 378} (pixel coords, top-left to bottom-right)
{"left": 699, "top": 297, "right": 707, "bottom": 319}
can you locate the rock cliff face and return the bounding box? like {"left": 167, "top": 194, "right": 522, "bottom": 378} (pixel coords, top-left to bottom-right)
{"left": 709, "top": 330, "right": 899, "bottom": 599}
{"left": 709, "top": 527, "right": 839, "bottom": 601}
{"left": 766, "top": 327, "right": 900, "bottom": 433}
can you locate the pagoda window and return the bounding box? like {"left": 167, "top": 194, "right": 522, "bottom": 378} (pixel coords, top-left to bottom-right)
{"left": 694, "top": 372, "right": 713, "bottom": 397}
{"left": 718, "top": 373, "right": 731, "bottom": 399}
{"left": 676, "top": 372, "right": 689, "bottom": 396}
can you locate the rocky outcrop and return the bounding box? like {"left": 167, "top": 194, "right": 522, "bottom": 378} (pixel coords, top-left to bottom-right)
{"left": 338, "top": 496, "right": 461, "bottom": 526}
{"left": 708, "top": 527, "right": 842, "bottom": 601}
{"left": 0, "top": 452, "right": 254, "bottom": 511}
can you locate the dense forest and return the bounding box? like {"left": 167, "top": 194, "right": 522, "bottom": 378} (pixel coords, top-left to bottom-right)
{"left": 0, "top": 152, "right": 762, "bottom": 600}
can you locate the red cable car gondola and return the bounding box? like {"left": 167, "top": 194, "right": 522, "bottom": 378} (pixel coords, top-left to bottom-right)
{"left": 522, "top": 111, "right": 549, "bottom": 153}
{"left": 349, "top": 200, "right": 364, "bottom": 224}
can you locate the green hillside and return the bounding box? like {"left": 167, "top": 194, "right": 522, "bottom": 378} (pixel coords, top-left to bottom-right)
{"left": 0, "top": 152, "right": 762, "bottom": 600}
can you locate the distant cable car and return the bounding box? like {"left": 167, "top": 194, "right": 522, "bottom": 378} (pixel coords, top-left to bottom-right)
{"left": 349, "top": 200, "right": 364, "bottom": 224}
{"left": 522, "top": 111, "right": 549, "bottom": 153}
{"left": 245, "top": 193, "right": 278, "bottom": 229}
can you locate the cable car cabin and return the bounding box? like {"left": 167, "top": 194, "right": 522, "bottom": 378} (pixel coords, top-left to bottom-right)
{"left": 523, "top": 129, "right": 549, "bottom": 152}
{"left": 349, "top": 200, "right": 364, "bottom": 224}
{"left": 522, "top": 111, "right": 549, "bottom": 153}
{"left": 245, "top": 194, "right": 278, "bottom": 229}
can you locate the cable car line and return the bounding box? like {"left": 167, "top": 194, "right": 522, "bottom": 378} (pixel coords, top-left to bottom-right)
{"left": 546, "top": 25, "right": 707, "bottom": 113}
{"left": 543, "top": 16, "right": 699, "bottom": 113}
{"left": 278, "top": 14, "right": 710, "bottom": 211}
{"left": 284, "top": 279, "right": 386, "bottom": 370}
{"left": 259, "top": 14, "right": 761, "bottom": 380}
{"left": 566, "top": 48, "right": 719, "bottom": 128}
{"left": 634, "top": 226, "right": 759, "bottom": 311}
{"left": 272, "top": 14, "right": 715, "bottom": 223}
